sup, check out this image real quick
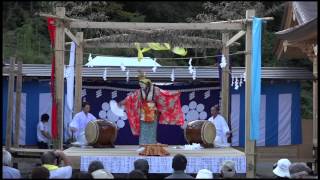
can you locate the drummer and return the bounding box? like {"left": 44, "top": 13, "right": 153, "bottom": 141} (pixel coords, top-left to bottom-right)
{"left": 69, "top": 102, "right": 96, "bottom": 142}
{"left": 208, "top": 105, "right": 231, "bottom": 147}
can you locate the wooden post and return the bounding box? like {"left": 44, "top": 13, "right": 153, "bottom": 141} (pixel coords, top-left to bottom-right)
{"left": 6, "top": 57, "right": 15, "bottom": 150}
{"left": 74, "top": 32, "right": 83, "bottom": 114}
{"left": 14, "top": 60, "right": 22, "bottom": 148}
{"left": 55, "top": 7, "right": 65, "bottom": 150}
{"left": 312, "top": 56, "right": 318, "bottom": 172}
{"left": 245, "top": 9, "right": 256, "bottom": 178}
{"left": 221, "top": 33, "right": 230, "bottom": 121}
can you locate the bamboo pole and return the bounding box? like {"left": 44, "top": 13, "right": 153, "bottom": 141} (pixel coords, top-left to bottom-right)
{"left": 6, "top": 57, "right": 15, "bottom": 150}
{"left": 245, "top": 9, "right": 256, "bottom": 178}
{"left": 74, "top": 32, "right": 84, "bottom": 114}
{"left": 54, "top": 7, "right": 66, "bottom": 150}
{"left": 14, "top": 60, "right": 22, "bottom": 148}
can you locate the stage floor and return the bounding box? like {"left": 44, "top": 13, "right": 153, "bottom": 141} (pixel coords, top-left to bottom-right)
{"left": 64, "top": 145, "right": 246, "bottom": 173}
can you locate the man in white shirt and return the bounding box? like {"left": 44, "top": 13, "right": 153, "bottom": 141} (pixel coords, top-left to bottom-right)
{"left": 3, "top": 149, "right": 21, "bottom": 179}
{"left": 37, "top": 113, "right": 51, "bottom": 149}
{"left": 69, "top": 102, "right": 96, "bottom": 143}
{"left": 208, "top": 105, "right": 231, "bottom": 147}
{"left": 41, "top": 150, "right": 72, "bottom": 179}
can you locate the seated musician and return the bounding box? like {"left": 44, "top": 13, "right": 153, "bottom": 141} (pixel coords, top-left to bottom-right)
{"left": 69, "top": 102, "right": 96, "bottom": 143}
{"left": 208, "top": 105, "right": 231, "bottom": 147}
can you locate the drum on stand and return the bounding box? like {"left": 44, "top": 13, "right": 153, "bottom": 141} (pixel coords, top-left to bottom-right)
{"left": 184, "top": 120, "right": 216, "bottom": 148}
{"left": 85, "top": 119, "right": 118, "bottom": 148}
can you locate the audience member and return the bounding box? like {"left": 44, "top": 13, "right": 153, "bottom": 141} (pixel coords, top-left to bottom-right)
{"left": 2, "top": 149, "right": 21, "bottom": 179}
{"left": 165, "top": 154, "right": 194, "bottom": 179}
{"left": 289, "top": 162, "right": 313, "bottom": 179}
{"left": 273, "top": 158, "right": 291, "bottom": 178}
{"left": 31, "top": 166, "right": 50, "bottom": 179}
{"left": 220, "top": 160, "right": 236, "bottom": 178}
{"left": 127, "top": 169, "right": 147, "bottom": 179}
{"left": 41, "top": 150, "right": 72, "bottom": 178}
{"left": 134, "top": 159, "right": 149, "bottom": 177}
{"left": 88, "top": 160, "right": 114, "bottom": 179}
{"left": 196, "top": 169, "right": 213, "bottom": 179}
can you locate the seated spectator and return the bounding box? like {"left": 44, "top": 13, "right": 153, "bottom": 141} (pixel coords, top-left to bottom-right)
{"left": 73, "top": 171, "right": 93, "bottom": 179}
{"left": 127, "top": 170, "right": 146, "bottom": 179}
{"left": 31, "top": 167, "right": 50, "bottom": 179}
{"left": 2, "top": 149, "right": 21, "bottom": 179}
{"left": 273, "top": 159, "right": 291, "bottom": 178}
{"left": 88, "top": 160, "right": 113, "bottom": 179}
{"left": 41, "top": 150, "right": 72, "bottom": 179}
{"left": 220, "top": 160, "right": 236, "bottom": 178}
{"left": 37, "top": 113, "right": 51, "bottom": 149}
{"left": 134, "top": 159, "right": 149, "bottom": 177}
{"left": 196, "top": 169, "right": 213, "bottom": 179}
{"left": 289, "top": 162, "right": 313, "bottom": 179}
{"left": 165, "top": 154, "right": 194, "bottom": 179}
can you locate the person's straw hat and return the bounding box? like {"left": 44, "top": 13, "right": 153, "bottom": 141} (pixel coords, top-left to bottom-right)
{"left": 273, "top": 159, "right": 291, "bottom": 178}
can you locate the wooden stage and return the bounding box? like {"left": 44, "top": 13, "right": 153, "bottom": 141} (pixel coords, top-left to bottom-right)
{"left": 63, "top": 145, "right": 246, "bottom": 173}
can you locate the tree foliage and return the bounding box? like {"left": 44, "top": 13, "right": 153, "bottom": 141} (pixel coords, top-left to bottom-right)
{"left": 2, "top": 1, "right": 313, "bottom": 118}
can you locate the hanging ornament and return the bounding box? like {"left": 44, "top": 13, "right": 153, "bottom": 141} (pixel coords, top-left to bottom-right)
{"left": 120, "top": 62, "right": 126, "bottom": 71}
{"left": 126, "top": 70, "right": 130, "bottom": 82}
{"left": 87, "top": 53, "right": 94, "bottom": 67}
{"left": 220, "top": 55, "right": 227, "bottom": 68}
{"left": 234, "top": 77, "right": 239, "bottom": 90}
{"left": 152, "top": 58, "right": 157, "bottom": 72}
{"left": 171, "top": 69, "right": 175, "bottom": 82}
{"left": 192, "top": 67, "right": 196, "bottom": 80}
{"left": 243, "top": 72, "right": 246, "bottom": 82}
{"left": 235, "top": 84, "right": 239, "bottom": 90}
{"left": 231, "top": 75, "right": 235, "bottom": 87}
{"left": 88, "top": 53, "right": 93, "bottom": 61}
{"left": 103, "top": 68, "right": 107, "bottom": 81}
{"left": 188, "top": 58, "right": 193, "bottom": 74}
{"left": 239, "top": 75, "right": 243, "bottom": 87}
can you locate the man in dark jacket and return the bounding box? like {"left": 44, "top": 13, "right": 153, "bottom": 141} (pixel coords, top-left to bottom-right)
{"left": 165, "top": 154, "right": 194, "bottom": 179}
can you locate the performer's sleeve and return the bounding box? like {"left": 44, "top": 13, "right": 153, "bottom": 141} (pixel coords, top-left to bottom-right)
{"left": 156, "top": 87, "right": 184, "bottom": 126}
{"left": 39, "top": 123, "right": 45, "bottom": 131}
{"left": 221, "top": 116, "right": 230, "bottom": 134}
{"left": 69, "top": 114, "right": 79, "bottom": 130}
{"left": 90, "top": 113, "right": 97, "bottom": 120}
{"left": 123, "top": 90, "right": 141, "bottom": 136}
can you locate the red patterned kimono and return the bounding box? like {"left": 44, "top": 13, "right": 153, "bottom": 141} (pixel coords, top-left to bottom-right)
{"left": 124, "top": 86, "right": 184, "bottom": 137}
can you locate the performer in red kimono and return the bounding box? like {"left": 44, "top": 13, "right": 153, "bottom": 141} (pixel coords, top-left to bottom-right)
{"left": 119, "top": 73, "right": 184, "bottom": 145}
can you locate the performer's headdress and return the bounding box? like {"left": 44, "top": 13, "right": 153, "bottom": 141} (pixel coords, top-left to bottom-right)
{"left": 137, "top": 70, "right": 152, "bottom": 85}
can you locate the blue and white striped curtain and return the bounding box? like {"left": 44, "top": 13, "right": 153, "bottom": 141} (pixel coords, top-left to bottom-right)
{"left": 231, "top": 82, "right": 302, "bottom": 147}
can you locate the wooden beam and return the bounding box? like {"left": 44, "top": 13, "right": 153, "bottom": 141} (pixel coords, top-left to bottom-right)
{"left": 69, "top": 17, "right": 273, "bottom": 30}
{"left": 6, "top": 57, "right": 15, "bottom": 150}
{"left": 40, "top": 10, "right": 273, "bottom": 31}
{"left": 14, "top": 61, "right": 22, "bottom": 148}
{"left": 226, "top": 30, "right": 246, "bottom": 47}
{"left": 312, "top": 56, "right": 318, "bottom": 173}
{"left": 221, "top": 33, "right": 230, "bottom": 130}
{"left": 39, "top": 12, "right": 79, "bottom": 22}
{"left": 64, "top": 28, "right": 79, "bottom": 46}
{"left": 54, "top": 7, "right": 66, "bottom": 150}
{"left": 74, "top": 32, "right": 83, "bottom": 114}
{"left": 245, "top": 9, "right": 256, "bottom": 178}
{"left": 70, "top": 21, "right": 243, "bottom": 30}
